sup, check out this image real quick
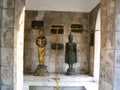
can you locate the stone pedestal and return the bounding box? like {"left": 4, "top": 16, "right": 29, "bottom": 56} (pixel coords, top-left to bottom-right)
{"left": 66, "top": 68, "right": 76, "bottom": 75}
{"left": 34, "top": 65, "right": 48, "bottom": 76}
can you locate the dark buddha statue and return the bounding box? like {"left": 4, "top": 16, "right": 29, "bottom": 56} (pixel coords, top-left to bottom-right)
{"left": 65, "top": 32, "right": 77, "bottom": 75}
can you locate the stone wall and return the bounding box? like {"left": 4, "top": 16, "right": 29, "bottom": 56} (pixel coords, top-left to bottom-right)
{"left": 89, "top": 4, "right": 100, "bottom": 75}
{"left": 0, "top": 0, "right": 15, "bottom": 90}
{"left": 14, "top": 0, "right": 25, "bottom": 90}
{"left": 24, "top": 11, "right": 90, "bottom": 74}
{"left": 99, "top": 0, "right": 118, "bottom": 90}
{"left": 114, "top": 0, "right": 120, "bottom": 90}
{"left": 0, "top": 0, "right": 1, "bottom": 88}
{"left": 0, "top": 0, "right": 2, "bottom": 88}
{"left": 0, "top": 0, "right": 25, "bottom": 90}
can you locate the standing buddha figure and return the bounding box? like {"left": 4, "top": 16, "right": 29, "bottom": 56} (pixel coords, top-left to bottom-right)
{"left": 65, "top": 32, "right": 77, "bottom": 75}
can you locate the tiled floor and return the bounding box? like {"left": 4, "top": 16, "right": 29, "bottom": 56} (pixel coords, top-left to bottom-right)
{"left": 24, "top": 73, "right": 98, "bottom": 90}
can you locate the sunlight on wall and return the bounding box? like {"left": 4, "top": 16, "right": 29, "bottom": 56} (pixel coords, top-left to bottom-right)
{"left": 14, "top": 6, "right": 25, "bottom": 90}
{"left": 94, "top": 9, "right": 100, "bottom": 83}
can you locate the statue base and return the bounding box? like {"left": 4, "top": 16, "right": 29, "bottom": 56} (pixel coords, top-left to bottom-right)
{"left": 34, "top": 65, "right": 48, "bottom": 76}
{"left": 66, "top": 68, "right": 76, "bottom": 75}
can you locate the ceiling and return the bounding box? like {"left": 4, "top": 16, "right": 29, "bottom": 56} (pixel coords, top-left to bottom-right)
{"left": 25, "top": 0, "right": 100, "bottom": 12}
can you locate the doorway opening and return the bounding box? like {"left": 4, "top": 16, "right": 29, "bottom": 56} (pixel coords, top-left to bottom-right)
{"left": 23, "top": 0, "right": 101, "bottom": 90}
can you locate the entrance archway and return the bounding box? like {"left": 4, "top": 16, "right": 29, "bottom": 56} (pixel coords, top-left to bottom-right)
{"left": 93, "top": 9, "right": 100, "bottom": 83}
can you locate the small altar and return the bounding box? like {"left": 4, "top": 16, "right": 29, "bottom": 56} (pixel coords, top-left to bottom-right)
{"left": 24, "top": 73, "right": 98, "bottom": 90}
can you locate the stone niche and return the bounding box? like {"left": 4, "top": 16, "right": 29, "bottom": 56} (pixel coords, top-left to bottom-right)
{"left": 24, "top": 10, "right": 90, "bottom": 74}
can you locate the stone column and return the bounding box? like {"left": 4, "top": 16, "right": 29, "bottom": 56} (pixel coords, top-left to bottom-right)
{"left": 0, "top": 0, "right": 15, "bottom": 90}
{"left": 89, "top": 4, "right": 100, "bottom": 75}
{"left": 100, "top": 0, "right": 115, "bottom": 90}
{"left": 100, "top": 0, "right": 120, "bottom": 90}
{"left": 114, "top": 0, "right": 120, "bottom": 90}
{"left": 0, "top": 0, "right": 25, "bottom": 90}
{"left": 14, "top": 0, "right": 25, "bottom": 90}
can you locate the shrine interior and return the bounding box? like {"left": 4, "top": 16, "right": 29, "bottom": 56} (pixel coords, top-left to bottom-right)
{"left": 0, "top": 0, "right": 120, "bottom": 90}
{"left": 24, "top": 0, "right": 100, "bottom": 90}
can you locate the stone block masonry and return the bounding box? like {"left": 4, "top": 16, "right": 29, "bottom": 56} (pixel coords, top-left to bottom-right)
{"left": 24, "top": 11, "right": 90, "bottom": 74}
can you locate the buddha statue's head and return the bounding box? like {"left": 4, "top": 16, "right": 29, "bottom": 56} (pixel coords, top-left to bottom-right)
{"left": 39, "top": 30, "right": 44, "bottom": 35}
{"left": 68, "top": 32, "right": 73, "bottom": 43}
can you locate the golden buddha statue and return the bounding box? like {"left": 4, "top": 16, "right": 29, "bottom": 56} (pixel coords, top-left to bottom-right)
{"left": 34, "top": 29, "right": 48, "bottom": 76}
{"left": 36, "top": 30, "right": 47, "bottom": 65}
